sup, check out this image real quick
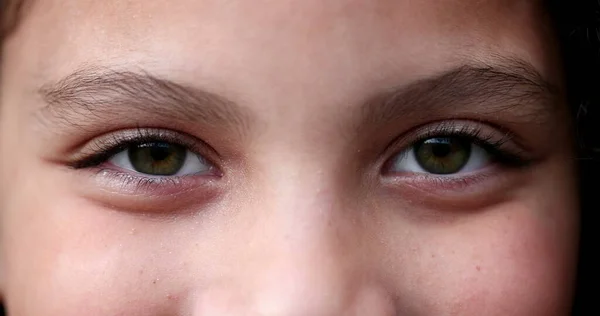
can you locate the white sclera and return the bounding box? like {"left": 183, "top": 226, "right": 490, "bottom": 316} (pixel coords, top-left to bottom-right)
{"left": 391, "top": 141, "right": 490, "bottom": 175}
{"left": 109, "top": 146, "right": 211, "bottom": 176}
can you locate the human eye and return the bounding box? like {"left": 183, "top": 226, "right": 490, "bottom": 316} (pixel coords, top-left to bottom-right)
{"left": 108, "top": 141, "right": 209, "bottom": 176}
{"left": 68, "top": 128, "right": 221, "bottom": 197}
{"left": 383, "top": 121, "right": 531, "bottom": 192}
{"left": 391, "top": 135, "right": 491, "bottom": 175}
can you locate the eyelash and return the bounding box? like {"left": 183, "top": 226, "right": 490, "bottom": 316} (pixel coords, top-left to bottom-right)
{"left": 69, "top": 122, "right": 529, "bottom": 193}
{"left": 69, "top": 128, "right": 215, "bottom": 170}
{"left": 386, "top": 122, "right": 529, "bottom": 170}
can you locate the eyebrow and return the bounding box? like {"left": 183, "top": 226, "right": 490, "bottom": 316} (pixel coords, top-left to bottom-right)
{"left": 39, "top": 67, "right": 251, "bottom": 133}
{"left": 359, "top": 57, "right": 560, "bottom": 130}
{"left": 39, "top": 58, "right": 558, "bottom": 138}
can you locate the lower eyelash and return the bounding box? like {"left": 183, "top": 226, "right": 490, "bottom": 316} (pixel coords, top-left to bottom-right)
{"left": 89, "top": 167, "right": 216, "bottom": 196}
{"left": 400, "top": 172, "right": 492, "bottom": 190}
{"left": 95, "top": 168, "right": 184, "bottom": 187}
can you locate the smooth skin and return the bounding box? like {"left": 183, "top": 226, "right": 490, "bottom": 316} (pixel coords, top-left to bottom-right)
{"left": 0, "top": 0, "right": 578, "bottom": 315}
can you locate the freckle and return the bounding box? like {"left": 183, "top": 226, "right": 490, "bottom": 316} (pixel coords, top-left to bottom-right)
{"left": 139, "top": 269, "right": 144, "bottom": 275}
{"left": 476, "top": 266, "right": 481, "bottom": 271}
{"left": 431, "top": 254, "right": 435, "bottom": 258}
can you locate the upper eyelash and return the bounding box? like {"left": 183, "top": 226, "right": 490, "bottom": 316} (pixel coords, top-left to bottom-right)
{"left": 403, "top": 122, "right": 529, "bottom": 167}
{"left": 71, "top": 123, "right": 529, "bottom": 173}
{"left": 69, "top": 128, "right": 206, "bottom": 170}
{"left": 418, "top": 124, "right": 509, "bottom": 149}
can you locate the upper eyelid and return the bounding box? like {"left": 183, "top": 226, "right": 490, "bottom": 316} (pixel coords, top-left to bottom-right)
{"left": 69, "top": 128, "right": 220, "bottom": 169}
{"left": 379, "top": 121, "right": 533, "bottom": 178}
{"left": 382, "top": 120, "right": 525, "bottom": 158}
{"left": 39, "top": 67, "right": 254, "bottom": 138}
{"left": 37, "top": 60, "right": 557, "bottom": 146}
{"left": 70, "top": 122, "right": 525, "bottom": 172}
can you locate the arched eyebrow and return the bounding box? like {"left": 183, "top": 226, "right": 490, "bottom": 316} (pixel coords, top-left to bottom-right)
{"left": 38, "top": 57, "right": 558, "bottom": 138}
{"left": 39, "top": 67, "right": 252, "bottom": 135}
{"left": 358, "top": 57, "right": 560, "bottom": 130}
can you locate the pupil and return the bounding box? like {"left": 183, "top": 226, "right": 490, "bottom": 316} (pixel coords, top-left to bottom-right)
{"left": 430, "top": 143, "right": 451, "bottom": 157}
{"left": 150, "top": 146, "right": 171, "bottom": 161}
{"left": 129, "top": 142, "right": 186, "bottom": 176}
{"left": 414, "top": 137, "right": 471, "bottom": 174}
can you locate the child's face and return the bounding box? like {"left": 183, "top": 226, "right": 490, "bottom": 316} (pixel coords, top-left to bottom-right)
{"left": 0, "top": 0, "right": 579, "bottom": 315}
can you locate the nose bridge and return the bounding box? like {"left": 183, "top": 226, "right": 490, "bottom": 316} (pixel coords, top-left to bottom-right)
{"left": 255, "top": 145, "right": 344, "bottom": 238}
{"left": 241, "top": 155, "right": 389, "bottom": 315}
{"left": 252, "top": 236, "right": 351, "bottom": 315}
{"left": 256, "top": 152, "right": 348, "bottom": 275}
{"left": 247, "top": 204, "right": 397, "bottom": 316}
{"left": 250, "top": 199, "right": 359, "bottom": 315}
{"left": 189, "top": 152, "right": 396, "bottom": 315}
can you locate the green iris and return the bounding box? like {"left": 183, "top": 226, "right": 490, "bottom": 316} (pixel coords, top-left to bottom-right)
{"left": 414, "top": 137, "right": 471, "bottom": 174}
{"left": 128, "top": 142, "right": 187, "bottom": 175}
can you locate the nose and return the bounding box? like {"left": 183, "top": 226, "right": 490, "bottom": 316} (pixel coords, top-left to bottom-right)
{"left": 247, "top": 246, "right": 396, "bottom": 316}
{"left": 192, "top": 237, "right": 397, "bottom": 316}
{"left": 190, "top": 173, "right": 397, "bottom": 315}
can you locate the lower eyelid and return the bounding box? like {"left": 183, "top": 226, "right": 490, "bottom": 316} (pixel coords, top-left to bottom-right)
{"left": 100, "top": 159, "right": 219, "bottom": 180}
{"left": 85, "top": 167, "right": 222, "bottom": 196}
{"left": 70, "top": 168, "right": 224, "bottom": 215}
{"left": 380, "top": 165, "right": 520, "bottom": 210}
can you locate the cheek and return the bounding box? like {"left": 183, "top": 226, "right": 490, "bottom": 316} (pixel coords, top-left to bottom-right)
{"left": 1, "top": 168, "right": 246, "bottom": 316}
{"left": 1, "top": 182, "right": 180, "bottom": 315}
{"left": 453, "top": 208, "right": 575, "bottom": 315}
{"left": 380, "top": 199, "right": 578, "bottom": 315}
{"left": 1, "top": 156, "right": 579, "bottom": 315}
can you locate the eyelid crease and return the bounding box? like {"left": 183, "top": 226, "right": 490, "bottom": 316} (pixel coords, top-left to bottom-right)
{"left": 382, "top": 120, "right": 532, "bottom": 171}
{"left": 356, "top": 57, "right": 561, "bottom": 139}
{"left": 68, "top": 128, "right": 220, "bottom": 171}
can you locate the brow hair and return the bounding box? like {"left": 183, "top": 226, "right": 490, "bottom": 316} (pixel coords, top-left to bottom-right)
{"left": 38, "top": 56, "right": 555, "bottom": 147}
{"left": 39, "top": 66, "right": 252, "bottom": 134}
{"left": 360, "top": 57, "right": 558, "bottom": 129}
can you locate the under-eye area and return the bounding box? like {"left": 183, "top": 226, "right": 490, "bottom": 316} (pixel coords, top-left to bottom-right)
{"left": 373, "top": 120, "right": 538, "bottom": 210}
{"left": 30, "top": 58, "right": 561, "bottom": 212}
{"left": 63, "top": 128, "right": 224, "bottom": 207}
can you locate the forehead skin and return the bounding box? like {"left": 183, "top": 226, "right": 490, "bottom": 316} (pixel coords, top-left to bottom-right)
{"left": 4, "top": 0, "right": 557, "bottom": 95}
{"left": 0, "top": 0, "right": 577, "bottom": 315}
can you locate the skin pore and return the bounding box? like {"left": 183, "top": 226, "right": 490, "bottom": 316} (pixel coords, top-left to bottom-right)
{"left": 0, "top": 0, "right": 579, "bottom": 315}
